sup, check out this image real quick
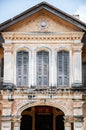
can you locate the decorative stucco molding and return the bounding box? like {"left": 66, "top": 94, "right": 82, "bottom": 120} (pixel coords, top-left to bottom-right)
{"left": 2, "top": 32, "right": 84, "bottom": 43}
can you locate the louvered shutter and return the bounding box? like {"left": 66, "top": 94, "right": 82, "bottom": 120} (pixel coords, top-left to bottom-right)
{"left": 57, "top": 52, "right": 63, "bottom": 86}
{"left": 1, "top": 58, "right": 4, "bottom": 77}
{"left": 82, "top": 62, "right": 86, "bottom": 84}
{"left": 17, "top": 51, "right": 28, "bottom": 86}
{"left": 57, "top": 51, "right": 69, "bottom": 86}
{"left": 37, "top": 51, "right": 49, "bottom": 88}
{"left": 43, "top": 52, "right": 49, "bottom": 86}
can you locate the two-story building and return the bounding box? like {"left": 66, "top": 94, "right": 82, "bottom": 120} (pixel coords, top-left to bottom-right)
{"left": 0, "top": 2, "right": 86, "bottom": 130}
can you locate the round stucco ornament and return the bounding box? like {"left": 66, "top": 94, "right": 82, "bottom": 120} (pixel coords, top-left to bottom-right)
{"left": 40, "top": 20, "right": 47, "bottom": 28}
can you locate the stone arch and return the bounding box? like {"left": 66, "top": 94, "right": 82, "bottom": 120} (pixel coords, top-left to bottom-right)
{"left": 17, "top": 101, "right": 67, "bottom": 116}
{"left": 55, "top": 45, "right": 71, "bottom": 52}
{"left": 15, "top": 46, "right": 31, "bottom": 54}
{"left": 35, "top": 46, "right": 52, "bottom": 53}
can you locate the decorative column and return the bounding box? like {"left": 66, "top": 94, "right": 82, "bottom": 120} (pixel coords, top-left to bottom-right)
{"left": 13, "top": 116, "right": 21, "bottom": 130}
{"left": 1, "top": 116, "right": 12, "bottom": 130}
{"left": 28, "top": 50, "right": 32, "bottom": 87}
{"left": 49, "top": 49, "right": 52, "bottom": 86}
{"left": 3, "top": 43, "right": 13, "bottom": 83}
{"left": 32, "top": 107, "right": 35, "bottom": 130}
{"left": 74, "top": 116, "right": 84, "bottom": 130}
{"left": 1, "top": 100, "right": 13, "bottom": 130}
{"left": 51, "top": 49, "right": 57, "bottom": 87}
{"left": 64, "top": 116, "right": 72, "bottom": 130}
{"left": 32, "top": 49, "right": 36, "bottom": 86}
{"left": 72, "top": 44, "right": 83, "bottom": 85}
{"left": 53, "top": 114, "right": 56, "bottom": 130}
{"left": 84, "top": 117, "right": 86, "bottom": 130}
{"left": 73, "top": 94, "right": 84, "bottom": 130}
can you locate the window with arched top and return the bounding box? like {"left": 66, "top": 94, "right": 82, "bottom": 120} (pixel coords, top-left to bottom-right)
{"left": 16, "top": 51, "right": 29, "bottom": 86}
{"left": 57, "top": 51, "right": 69, "bottom": 86}
{"left": 36, "top": 51, "right": 49, "bottom": 88}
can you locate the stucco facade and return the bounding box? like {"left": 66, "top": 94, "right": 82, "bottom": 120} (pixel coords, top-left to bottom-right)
{"left": 0, "top": 2, "right": 86, "bottom": 130}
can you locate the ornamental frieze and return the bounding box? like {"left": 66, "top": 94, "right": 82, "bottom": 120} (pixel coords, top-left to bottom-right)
{"left": 2, "top": 32, "right": 84, "bottom": 43}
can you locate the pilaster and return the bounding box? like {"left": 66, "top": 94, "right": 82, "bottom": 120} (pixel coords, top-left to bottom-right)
{"left": 84, "top": 117, "right": 86, "bottom": 130}
{"left": 51, "top": 48, "right": 57, "bottom": 86}
{"left": 1, "top": 116, "right": 12, "bottom": 130}
{"left": 64, "top": 116, "right": 73, "bottom": 130}
{"left": 74, "top": 116, "right": 84, "bottom": 130}
{"left": 13, "top": 116, "right": 21, "bottom": 130}
{"left": 32, "top": 49, "right": 36, "bottom": 86}
{"left": 3, "top": 43, "right": 13, "bottom": 83}
{"left": 72, "top": 44, "right": 83, "bottom": 84}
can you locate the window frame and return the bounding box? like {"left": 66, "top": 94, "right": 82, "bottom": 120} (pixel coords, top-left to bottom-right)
{"left": 57, "top": 50, "right": 69, "bottom": 87}
{"left": 36, "top": 50, "right": 49, "bottom": 89}
{"left": 16, "top": 50, "right": 29, "bottom": 87}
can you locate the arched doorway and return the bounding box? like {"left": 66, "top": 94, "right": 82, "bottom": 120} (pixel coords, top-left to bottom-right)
{"left": 20, "top": 106, "right": 64, "bottom": 130}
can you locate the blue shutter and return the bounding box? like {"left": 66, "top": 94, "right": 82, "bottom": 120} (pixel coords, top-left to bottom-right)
{"left": 17, "top": 51, "right": 29, "bottom": 86}
{"left": 57, "top": 51, "right": 69, "bottom": 86}
{"left": 37, "top": 51, "right": 49, "bottom": 88}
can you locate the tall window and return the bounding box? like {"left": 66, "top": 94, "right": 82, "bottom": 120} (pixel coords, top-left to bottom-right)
{"left": 16, "top": 51, "right": 29, "bottom": 86}
{"left": 37, "top": 51, "right": 49, "bottom": 88}
{"left": 0, "top": 58, "right": 4, "bottom": 77}
{"left": 82, "top": 62, "right": 86, "bottom": 84}
{"left": 0, "top": 58, "right": 4, "bottom": 86}
{"left": 57, "top": 51, "right": 69, "bottom": 86}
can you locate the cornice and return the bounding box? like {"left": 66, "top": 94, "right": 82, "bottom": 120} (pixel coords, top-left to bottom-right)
{"left": 2, "top": 32, "right": 84, "bottom": 43}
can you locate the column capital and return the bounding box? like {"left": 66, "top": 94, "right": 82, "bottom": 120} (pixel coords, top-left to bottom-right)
{"left": 12, "top": 116, "right": 21, "bottom": 130}
{"left": 12, "top": 116, "right": 21, "bottom": 122}
{"left": 74, "top": 116, "right": 84, "bottom": 122}
{"left": 72, "top": 44, "right": 83, "bottom": 52}
{"left": 64, "top": 116, "right": 74, "bottom": 123}
{"left": 64, "top": 116, "right": 72, "bottom": 130}
{"left": 1, "top": 115, "right": 12, "bottom": 121}
{"left": 3, "top": 43, "right": 13, "bottom": 53}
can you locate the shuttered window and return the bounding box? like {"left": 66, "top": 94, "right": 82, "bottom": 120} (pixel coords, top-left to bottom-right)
{"left": 37, "top": 51, "right": 49, "bottom": 88}
{"left": 82, "top": 62, "right": 86, "bottom": 84}
{"left": 0, "top": 58, "right": 4, "bottom": 78}
{"left": 57, "top": 51, "right": 69, "bottom": 86}
{"left": 16, "top": 51, "right": 29, "bottom": 86}
{"left": 0, "top": 58, "right": 4, "bottom": 86}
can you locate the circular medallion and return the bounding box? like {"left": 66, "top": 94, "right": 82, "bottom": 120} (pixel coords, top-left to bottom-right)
{"left": 40, "top": 20, "right": 47, "bottom": 28}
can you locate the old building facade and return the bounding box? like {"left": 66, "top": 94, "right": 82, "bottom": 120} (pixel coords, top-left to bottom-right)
{"left": 0, "top": 2, "right": 86, "bottom": 130}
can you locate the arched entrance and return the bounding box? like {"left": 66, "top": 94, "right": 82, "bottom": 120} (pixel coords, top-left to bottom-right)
{"left": 20, "top": 106, "right": 64, "bottom": 130}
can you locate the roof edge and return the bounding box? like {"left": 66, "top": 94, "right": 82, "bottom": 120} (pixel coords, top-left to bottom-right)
{"left": 0, "top": 1, "right": 86, "bottom": 31}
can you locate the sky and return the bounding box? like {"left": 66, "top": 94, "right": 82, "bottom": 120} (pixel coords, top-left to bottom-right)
{"left": 0, "top": 0, "right": 86, "bottom": 24}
